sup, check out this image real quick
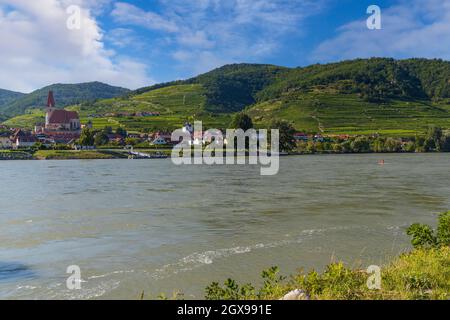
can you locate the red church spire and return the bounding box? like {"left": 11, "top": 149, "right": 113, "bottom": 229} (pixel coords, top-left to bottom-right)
{"left": 47, "top": 91, "right": 56, "bottom": 108}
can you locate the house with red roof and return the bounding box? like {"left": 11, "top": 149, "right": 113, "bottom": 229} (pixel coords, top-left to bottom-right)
{"left": 11, "top": 129, "right": 37, "bottom": 149}
{"left": 294, "top": 132, "right": 308, "bottom": 142}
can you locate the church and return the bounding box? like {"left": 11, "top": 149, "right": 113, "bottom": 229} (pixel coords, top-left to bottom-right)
{"left": 43, "top": 91, "right": 81, "bottom": 132}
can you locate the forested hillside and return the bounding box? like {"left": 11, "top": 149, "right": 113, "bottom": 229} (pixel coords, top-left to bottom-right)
{"left": 0, "top": 89, "right": 25, "bottom": 111}
{"left": 3, "top": 58, "right": 450, "bottom": 136}
{"left": 1, "top": 82, "right": 130, "bottom": 117}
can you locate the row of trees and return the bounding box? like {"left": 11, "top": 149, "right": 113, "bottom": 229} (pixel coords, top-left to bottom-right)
{"left": 230, "top": 112, "right": 450, "bottom": 153}
{"left": 229, "top": 112, "right": 296, "bottom": 152}
{"left": 78, "top": 126, "right": 128, "bottom": 147}
{"left": 298, "top": 127, "right": 450, "bottom": 154}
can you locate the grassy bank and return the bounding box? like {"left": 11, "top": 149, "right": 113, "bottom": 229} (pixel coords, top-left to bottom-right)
{"left": 33, "top": 150, "right": 116, "bottom": 160}
{"left": 202, "top": 212, "right": 450, "bottom": 300}
{"left": 0, "top": 150, "right": 33, "bottom": 160}
{"left": 203, "top": 247, "right": 449, "bottom": 300}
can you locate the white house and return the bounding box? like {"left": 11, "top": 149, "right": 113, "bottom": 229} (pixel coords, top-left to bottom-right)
{"left": 152, "top": 137, "right": 168, "bottom": 145}
{"left": 15, "top": 135, "right": 37, "bottom": 149}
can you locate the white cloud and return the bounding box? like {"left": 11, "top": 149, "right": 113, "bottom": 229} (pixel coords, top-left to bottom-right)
{"left": 111, "top": 2, "right": 179, "bottom": 33}
{"left": 0, "top": 0, "right": 153, "bottom": 92}
{"left": 313, "top": 0, "right": 450, "bottom": 63}
{"left": 111, "top": 0, "right": 325, "bottom": 77}
{"left": 105, "top": 27, "right": 138, "bottom": 48}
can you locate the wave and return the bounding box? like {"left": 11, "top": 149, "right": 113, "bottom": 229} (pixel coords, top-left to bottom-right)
{"left": 148, "top": 226, "right": 352, "bottom": 280}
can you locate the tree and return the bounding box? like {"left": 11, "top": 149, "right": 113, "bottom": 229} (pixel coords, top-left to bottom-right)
{"left": 441, "top": 135, "right": 450, "bottom": 152}
{"left": 384, "top": 137, "right": 402, "bottom": 152}
{"left": 371, "top": 138, "right": 385, "bottom": 153}
{"left": 415, "top": 136, "right": 426, "bottom": 152}
{"left": 424, "top": 138, "right": 436, "bottom": 152}
{"left": 103, "top": 126, "right": 113, "bottom": 134}
{"left": 350, "top": 136, "right": 371, "bottom": 153}
{"left": 125, "top": 137, "right": 138, "bottom": 146}
{"left": 341, "top": 140, "right": 352, "bottom": 153}
{"left": 426, "top": 125, "right": 443, "bottom": 151}
{"left": 404, "top": 141, "right": 416, "bottom": 153}
{"left": 427, "top": 125, "right": 442, "bottom": 141}
{"left": 332, "top": 143, "right": 343, "bottom": 153}
{"left": 270, "top": 120, "right": 296, "bottom": 152}
{"left": 306, "top": 141, "right": 316, "bottom": 154}
{"left": 94, "top": 131, "right": 109, "bottom": 146}
{"left": 78, "top": 128, "right": 95, "bottom": 146}
{"left": 116, "top": 127, "right": 128, "bottom": 138}
{"left": 230, "top": 113, "right": 253, "bottom": 131}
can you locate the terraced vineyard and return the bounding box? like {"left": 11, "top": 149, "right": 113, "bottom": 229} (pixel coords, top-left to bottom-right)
{"left": 3, "top": 109, "right": 45, "bottom": 129}
{"left": 247, "top": 92, "right": 450, "bottom": 136}
{"left": 70, "top": 84, "right": 232, "bottom": 132}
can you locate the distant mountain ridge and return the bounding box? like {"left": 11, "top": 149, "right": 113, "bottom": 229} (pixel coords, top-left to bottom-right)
{"left": 133, "top": 58, "right": 450, "bottom": 113}
{"left": 0, "top": 88, "right": 25, "bottom": 108}
{"left": 0, "top": 82, "right": 130, "bottom": 117}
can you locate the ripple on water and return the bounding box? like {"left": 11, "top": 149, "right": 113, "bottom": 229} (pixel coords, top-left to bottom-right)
{"left": 0, "top": 262, "right": 35, "bottom": 282}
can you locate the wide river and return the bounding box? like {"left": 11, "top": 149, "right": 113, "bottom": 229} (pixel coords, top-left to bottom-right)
{"left": 0, "top": 154, "right": 449, "bottom": 299}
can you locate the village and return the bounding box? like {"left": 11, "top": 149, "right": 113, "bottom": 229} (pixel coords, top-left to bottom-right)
{"left": 0, "top": 91, "right": 184, "bottom": 151}
{"left": 0, "top": 91, "right": 340, "bottom": 152}
{"left": 1, "top": 90, "right": 441, "bottom": 160}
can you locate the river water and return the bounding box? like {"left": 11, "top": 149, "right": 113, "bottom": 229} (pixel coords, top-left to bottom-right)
{"left": 0, "top": 154, "right": 449, "bottom": 299}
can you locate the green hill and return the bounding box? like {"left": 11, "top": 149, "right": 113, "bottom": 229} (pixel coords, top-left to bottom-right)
{"left": 3, "top": 58, "right": 450, "bottom": 136}
{"left": 135, "top": 64, "right": 288, "bottom": 113}
{"left": 247, "top": 58, "right": 450, "bottom": 135}
{"left": 2, "top": 109, "right": 45, "bottom": 129}
{"left": 71, "top": 84, "right": 232, "bottom": 132}
{"left": 255, "top": 58, "right": 449, "bottom": 103}
{"left": 0, "top": 88, "right": 25, "bottom": 107}
{"left": 0, "top": 89, "right": 26, "bottom": 122}
{"left": 1, "top": 82, "right": 130, "bottom": 117}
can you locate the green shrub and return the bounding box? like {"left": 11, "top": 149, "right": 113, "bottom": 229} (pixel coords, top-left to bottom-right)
{"left": 205, "top": 267, "right": 284, "bottom": 300}
{"left": 205, "top": 279, "right": 255, "bottom": 300}
{"left": 437, "top": 212, "right": 450, "bottom": 246}
{"left": 407, "top": 224, "right": 438, "bottom": 249}
{"left": 407, "top": 211, "right": 450, "bottom": 249}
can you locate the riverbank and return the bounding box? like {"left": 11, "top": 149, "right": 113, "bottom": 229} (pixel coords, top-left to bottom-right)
{"left": 33, "top": 150, "right": 117, "bottom": 160}
{"left": 203, "top": 246, "right": 450, "bottom": 300}
{"left": 0, "top": 149, "right": 170, "bottom": 160}
{"left": 2, "top": 148, "right": 449, "bottom": 161}
{"left": 202, "top": 212, "right": 450, "bottom": 300}
{"left": 0, "top": 150, "right": 33, "bottom": 160}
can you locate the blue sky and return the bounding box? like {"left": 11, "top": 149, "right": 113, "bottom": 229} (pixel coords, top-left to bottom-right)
{"left": 0, "top": 0, "right": 449, "bottom": 92}
{"left": 100, "top": 0, "right": 393, "bottom": 83}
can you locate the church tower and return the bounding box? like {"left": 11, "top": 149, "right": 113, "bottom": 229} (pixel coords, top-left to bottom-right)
{"left": 45, "top": 91, "right": 56, "bottom": 126}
